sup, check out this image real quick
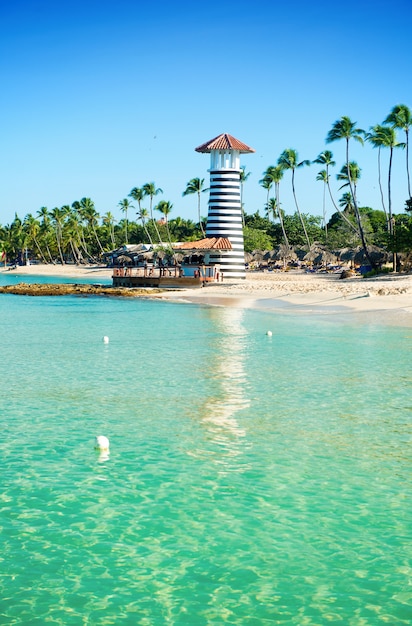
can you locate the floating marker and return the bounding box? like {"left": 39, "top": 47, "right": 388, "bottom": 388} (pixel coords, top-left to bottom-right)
{"left": 95, "top": 435, "right": 110, "bottom": 451}
{"left": 103, "top": 336, "right": 109, "bottom": 344}
{"left": 266, "top": 331, "right": 273, "bottom": 337}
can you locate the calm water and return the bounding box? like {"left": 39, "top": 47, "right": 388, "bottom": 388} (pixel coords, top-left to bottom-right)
{"left": 0, "top": 277, "right": 411, "bottom": 625}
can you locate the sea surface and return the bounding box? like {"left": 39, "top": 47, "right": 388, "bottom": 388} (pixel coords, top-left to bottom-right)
{"left": 0, "top": 273, "right": 411, "bottom": 625}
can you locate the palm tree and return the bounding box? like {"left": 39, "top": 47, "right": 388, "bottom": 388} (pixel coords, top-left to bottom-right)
{"left": 366, "top": 125, "right": 405, "bottom": 232}
{"left": 79, "top": 197, "right": 104, "bottom": 256}
{"left": 277, "top": 148, "right": 311, "bottom": 248}
{"left": 326, "top": 116, "right": 373, "bottom": 266}
{"left": 37, "top": 206, "right": 56, "bottom": 263}
{"left": 337, "top": 161, "right": 362, "bottom": 199}
{"left": 155, "top": 200, "right": 173, "bottom": 246}
{"left": 23, "top": 214, "right": 48, "bottom": 263}
{"left": 137, "top": 208, "right": 154, "bottom": 246}
{"left": 182, "top": 178, "right": 206, "bottom": 236}
{"left": 64, "top": 212, "right": 83, "bottom": 264}
{"left": 314, "top": 150, "right": 335, "bottom": 232}
{"left": 102, "top": 212, "right": 117, "bottom": 249}
{"left": 316, "top": 170, "right": 329, "bottom": 239}
{"left": 129, "top": 187, "right": 145, "bottom": 213}
{"left": 261, "top": 165, "right": 288, "bottom": 247}
{"left": 71, "top": 201, "right": 96, "bottom": 262}
{"left": 0, "top": 219, "right": 24, "bottom": 265}
{"left": 259, "top": 173, "right": 274, "bottom": 209}
{"left": 142, "top": 182, "right": 163, "bottom": 243}
{"left": 339, "top": 192, "right": 355, "bottom": 213}
{"left": 49, "top": 207, "right": 67, "bottom": 264}
{"left": 118, "top": 198, "right": 134, "bottom": 245}
{"left": 365, "top": 125, "right": 389, "bottom": 218}
{"left": 266, "top": 197, "right": 289, "bottom": 247}
{"left": 313, "top": 150, "right": 359, "bottom": 237}
{"left": 384, "top": 104, "right": 412, "bottom": 198}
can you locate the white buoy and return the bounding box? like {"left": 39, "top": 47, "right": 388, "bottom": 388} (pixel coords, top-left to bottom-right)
{"left": 95, "top": 435, "right": 110, "bottom": 451}
{"left": 266, "top": 331, "right": 273, "bottom": 337}
{"left": 103, "top": 336, "right": 109, "bottom": 344}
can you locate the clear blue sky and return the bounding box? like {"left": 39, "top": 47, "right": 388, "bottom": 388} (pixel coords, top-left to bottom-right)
{"left": 1, "top": 0, "right": 411, "bottom": 227}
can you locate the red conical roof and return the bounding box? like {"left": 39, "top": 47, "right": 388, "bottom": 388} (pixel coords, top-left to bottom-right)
{"left": 195, "top": 133, "right": 255, "bottom": 153}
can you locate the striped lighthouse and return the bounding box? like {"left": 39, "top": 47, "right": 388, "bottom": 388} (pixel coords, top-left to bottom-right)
{"left": 195, "top": 133, "right": 255, "bottom": 279}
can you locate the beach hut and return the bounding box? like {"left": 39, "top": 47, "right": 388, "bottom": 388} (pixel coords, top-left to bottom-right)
{"left": 173, "top": 237, "right": 232, "bottom": 279}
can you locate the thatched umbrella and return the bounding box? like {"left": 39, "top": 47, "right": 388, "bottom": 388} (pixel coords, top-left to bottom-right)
{"left": 293, "top": 246, "right": 308, "bottom": 261}
{"left": 272, "top": 245, "right": 297, "bottom": 263}
{"left": 304, "top": 248, "right": 338, "bottom": 266}
{"left": 353, "top": 245, "right": 389, "bottom": 265}
{"left": 116, "top": 254, "right": 132, "bottom": 265}
{"left": 337, "top": 248, "right": 357, "bottom": 262}
{"left": 252, "top": 249, "right": 265, "bottom": 263}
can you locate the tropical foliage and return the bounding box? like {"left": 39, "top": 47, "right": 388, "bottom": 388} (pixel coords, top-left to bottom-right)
{"left": 2, "top": 104, "right": 412, "bottom": 270}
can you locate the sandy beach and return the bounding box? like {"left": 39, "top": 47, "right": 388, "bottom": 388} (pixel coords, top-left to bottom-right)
{"left": 2, "top": 263, "right": 412, "bottom": 324}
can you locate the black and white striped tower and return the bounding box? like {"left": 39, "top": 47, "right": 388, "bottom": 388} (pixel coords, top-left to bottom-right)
{"left": 195, "top": 133, "right": 255, "bottom": 279}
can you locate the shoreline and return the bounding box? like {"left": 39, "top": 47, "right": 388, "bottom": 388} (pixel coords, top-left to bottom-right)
{"left": 2, "top": 263, "right": 412, "bottom": 325}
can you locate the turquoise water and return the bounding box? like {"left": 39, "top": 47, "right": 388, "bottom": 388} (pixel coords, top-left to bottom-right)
{"left": 0, "top": 282, "right": 411, "bottom": 624}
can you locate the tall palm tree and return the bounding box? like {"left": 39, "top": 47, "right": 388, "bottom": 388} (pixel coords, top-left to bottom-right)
{"left": 277, "top": 148, "right": 311, "bottom": 248}
{"left": 102, "top": 212, "right": 117, "bottom": 249}
{"left": 79, "top": 197, "right": 104, "bottom": 256}
{"left": 49, "top": 207, "right": 67, "bottom": 264}
{"left": 155, "top": 200, "right": 173, "bottom": 246}
{"left": 337, "top": 161, "right": 362, "bottom": 199}
{"left": 266, "top": 197, "right": 289, "bottom": 247}
{"left": 23, "top": 214, "right": 48, "bottom": 263}
{"left": 71, "top": 201, "right": 96, "bottom": 262}
{"left": 129, "top": 187, "right": 145, "bottom": 213}
{"left": 313, "top": 150, "right": 358, "bottom": 237}
{"left": 366, "top": 125, "right": 405, "bottom": 233}
{"left": 36, "top": 206, "right": 55, "bottom": 263}
{"left": 142, "top": 182, "right": 163, "bottom": 243}
{"left": 118, "top": 198, "right": 134, "bottom": 245}
{"left": 326, "top": 116, "right": 373, "bottom": 266}
{"left": 182, "top": 178, "right": 206, "bottom": 236}
{"left": 261, "top": 165, "right": 288, "bottom": 247}
{"left": 339, "top": 191, "right": 355, "bottom": 213}
{"left": 259, "top": 172, "right": 274, "bottom": 208}
{"left": 316, "top": 170, "right": 329, "bottom": 239}
{"left": 384, "top": 104, "right": 412, "bottom": 198}
{"left": 64, "top": 212, "right": 83, "bottom": 264}
{"left": 366, "top": 125, "right": 389, "bottom": 218}
{"left": 137, "top": 208, "right": 154, "bottom": 246}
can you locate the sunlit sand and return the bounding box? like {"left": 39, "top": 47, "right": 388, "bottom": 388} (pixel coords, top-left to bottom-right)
{"left": 2, "top": 263, "right": 412, "bottom": 323}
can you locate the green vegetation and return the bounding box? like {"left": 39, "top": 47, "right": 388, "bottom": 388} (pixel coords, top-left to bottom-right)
{"left": 1, "top": 104, "right": 412, "bottom": 269}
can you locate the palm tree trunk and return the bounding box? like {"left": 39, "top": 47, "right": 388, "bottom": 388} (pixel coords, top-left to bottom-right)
{"left": 276, "top": 183, "right": 289, "bottom": 248}
{"left": 291, "top": 170, "right": 311, "bottom": 248}
{"left": 149, "top": 198, "right": 163, "bottom": 244}
{"left": 322, "top": 182, "right": 327, "bottom": 240}
{"left": 345, "top": 139, "right": 375, "bottom": 269}
{"left": 388, "top": 146, "right": 396, "bottom": 271}
{"left": 377, "top": 147, "right": 388, "bottom": 224}
{"left": 33, "top": 237, "right": 49, "bottom": 264}
{"left": 326, "top": 178, "right": 359, "bottom": 235}
{"left": 406, "top": 129, "right": 411, "bottom": 198}
{"left": 141, "top": 219, "right": 154, "bottom": 246}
